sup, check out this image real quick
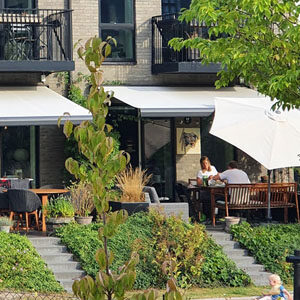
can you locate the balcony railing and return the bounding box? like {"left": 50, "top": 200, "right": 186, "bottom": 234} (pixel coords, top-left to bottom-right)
{"left": 0, "top": 8, "right": 73, "bottom": 72}
{"left": 152, "top": 13, "right": 221, "bottom": 74}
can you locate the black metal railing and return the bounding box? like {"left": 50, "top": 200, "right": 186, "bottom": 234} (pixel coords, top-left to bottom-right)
{"left": 152, "top": 13, "right": 219, "bottom": 70}
{"left": 0, "top": 8, "right": 72, "bottom": 61}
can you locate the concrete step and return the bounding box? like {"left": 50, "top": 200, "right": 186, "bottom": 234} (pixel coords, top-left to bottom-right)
{"left": 206, "top": 229, "right": 271, "bottom": 286}
{"left": 247, "top": 271, "right": 272, "bottom": 286}
{"left": 54, "top": 270, "right": 85, "bottom": 281}
{"left": 59, "top": 280, "right": 75, "bottom": 293}
{"left": 207, "top": 231, "right": 232, "bottom": 242}
{"left": 40, "top": 253, "right": 74, "bottom": 262}
{"left": 47, "top": 262, "right": 81, "bottom": 272}
{"left": 34, "top": 245, "right": 68, "bottom": 254}
{"left": 235, "top": 263, "right": 265, "bottom": 273}
{"left": 28, "top": 237, "right": 61, "bottom": 247}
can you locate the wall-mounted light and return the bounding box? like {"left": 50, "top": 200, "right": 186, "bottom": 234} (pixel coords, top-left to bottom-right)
{"left": 184, "top": 117, "right": 192, "bottom": 124}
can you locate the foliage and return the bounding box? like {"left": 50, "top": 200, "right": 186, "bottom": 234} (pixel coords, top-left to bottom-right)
{"left": 56, "top": 212, "right": 251, "bottom": 289}
{"left": 230, "top": 222, "right": 300, "bottom": 283}
{"left": 69, "top": 181, "right": 94, "bottom": 216}
{"left": 0, "top": 232, "right": 63, "bottom": 292}
{"left": 116, "top": 165, "right": 152, "bottom": 203}
{"left": 61, "top": 36, "right": 143, "bottom": 300}
{"left": 169, "top": 0, "right": 300, "bottom": 109}
{"left": 43, "top": 195, "right": 75, "bottom": 218}
{"left": 0, "top": 216, "right": 14, "bottom": 226}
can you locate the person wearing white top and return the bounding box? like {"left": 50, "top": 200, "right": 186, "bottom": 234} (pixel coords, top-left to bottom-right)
{"left": 213, "top": 160, "right": 250, "bottom": 184}
{"left": 196, "top": 156, "right": 218, "bottom": 186}
{"left": 195, "top": 156, "right": 218, "bottom": 221}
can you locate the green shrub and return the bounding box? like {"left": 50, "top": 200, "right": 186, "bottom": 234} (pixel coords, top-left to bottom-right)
{"left": 43, "top": 195, "right": 75, "bottom": 218}
{"left": 0, "top": 232, "right": 63, "bottom": 292}
{"left": 56, "top": 212, "right": 250, "bottom": 289}
{"left": 230, "top": 222, "right": 300, "bottom": 283}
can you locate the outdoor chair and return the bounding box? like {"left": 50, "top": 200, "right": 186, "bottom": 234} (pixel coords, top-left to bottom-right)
{"left": 0, "top": 187, "right": 9, "bottom": 213}
{"left": 143, "top": 186, "right": 169, "bottom": 203}
{"left": 8, "top": 189, "right": 41, "bottom": 231}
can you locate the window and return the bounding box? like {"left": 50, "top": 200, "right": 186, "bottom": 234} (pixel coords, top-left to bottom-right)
{"left": 99, "top": 0, "right": 135, "bottom": 62}
{"left": 4, "top": 0, "right": 35, "bottom": 9}
{"left": 162, "top": 0, "right": 191, "bottom": 14}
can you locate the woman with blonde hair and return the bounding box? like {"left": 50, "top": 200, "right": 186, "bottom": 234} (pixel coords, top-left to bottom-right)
{"left": 196, "top": 156, "right": 218, "bottom": 186}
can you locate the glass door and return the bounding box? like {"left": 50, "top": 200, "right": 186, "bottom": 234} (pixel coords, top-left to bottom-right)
{"left": 142, "top": 119, "right": 174, "bottom": 199}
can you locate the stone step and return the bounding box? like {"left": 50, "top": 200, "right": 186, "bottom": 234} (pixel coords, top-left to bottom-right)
{"left": 47, "top": 262, "right": 81, "bottom": 272}
{"left": 207, "top": 229, "right": 271, "bottom": 287}
{"left": 207, "top": 232, "right": 232, "bottom": 242}
{"left": 235, "top": 263, "right": 265, "bottom": 273}
{"left": 223, "top": 248, "right": 249, "bottom": 257}
{"left": 59, "top": 280, "right": 75, "bottom": 294}
{"left": 54, "top": 270, "right": 85, "bottom": 281}
{"left": 248, "top": 271, "right": 272, "bottom": 286}
{"left": 28, "top": 237, "right": 61, "bottom": 247}
{"left": 35, "top": 245, "right": 68, "bottom": 255}
{"left": 40, "top": 253, "right": 74, "bottom": 263}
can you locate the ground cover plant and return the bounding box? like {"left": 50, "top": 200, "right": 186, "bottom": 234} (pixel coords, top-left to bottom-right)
{"left": 230, "top": 222, "right": 300, "bottom": 283}
{"left": 0, "top": 232, "right": 63, "bottom": 292}
{"left": 55, "top": 211, "right": 251, "bottom": 290}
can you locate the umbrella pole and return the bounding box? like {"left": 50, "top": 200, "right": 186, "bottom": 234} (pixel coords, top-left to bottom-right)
{"left": 267, "top": 169, "right": 272, "bottom": 222}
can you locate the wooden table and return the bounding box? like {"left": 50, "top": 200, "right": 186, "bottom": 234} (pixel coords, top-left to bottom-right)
{"left": 30, "top": 189, "right": 68, "bottom": 232}
{"left": 188, "top": 185, "right": 225, "bottom": 222}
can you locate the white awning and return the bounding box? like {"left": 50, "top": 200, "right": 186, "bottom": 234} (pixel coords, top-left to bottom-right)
{"left": 0, "top": 86, "right": 92, "bottom": 126}
{"left": 107, "top": 86, "right": 266, "bottom": 117}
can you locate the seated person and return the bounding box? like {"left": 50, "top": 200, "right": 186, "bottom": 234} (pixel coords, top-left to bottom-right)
{"left": 195, "top": 156, "right": 218, "bottom": 221}
{"left": 196, "top": 156, "right": 218, "bottom": 186}
{"left": 213, "top": 160, "right": 250, "bottom": 184}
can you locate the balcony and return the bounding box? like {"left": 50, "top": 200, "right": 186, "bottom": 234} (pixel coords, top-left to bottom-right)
{"left": 152, "top": 13, "right": 221, "bottom": 74}
{"left": 0, "top": 8, "right": 74, "bottom": 73}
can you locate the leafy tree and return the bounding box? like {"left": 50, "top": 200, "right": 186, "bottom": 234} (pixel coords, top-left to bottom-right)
{"left": 169, "top": 0, "right": 300, "bottom": 109}
{"left": 60, "top": 36, "right": 183, "bottom": 300}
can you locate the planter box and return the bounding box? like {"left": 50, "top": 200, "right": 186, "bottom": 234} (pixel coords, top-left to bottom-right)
{"left": 75, "top": 216, "right": 93, "bottom": 225}
{"left": 109, "top": 201, "right": 149, "bottom": 216}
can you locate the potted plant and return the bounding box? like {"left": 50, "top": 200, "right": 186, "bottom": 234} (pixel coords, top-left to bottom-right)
{"left": 69, "top": 181, "right": 94, "bottom": 225}
{"left": 109, "top": 165, "right": 152, "bottom": 215}
{"left": 43, "top": 195, "right": 75, "bottom": 230}
{"left": 0, "top": 216, "right": 14, "bottom": 233}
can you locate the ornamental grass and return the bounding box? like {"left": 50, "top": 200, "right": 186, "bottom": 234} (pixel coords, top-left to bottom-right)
{"left": 116, "top": 165, "right": 152, "bottom": 203}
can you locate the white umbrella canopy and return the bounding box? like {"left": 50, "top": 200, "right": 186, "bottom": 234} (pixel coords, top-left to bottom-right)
{"left": 210, "top": 96, "right": 300, "bottom": 221}
{"left": 210, "top": 97, "right": 300, "bottom": 170}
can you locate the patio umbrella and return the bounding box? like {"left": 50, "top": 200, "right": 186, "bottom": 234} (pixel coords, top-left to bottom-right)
{"left": 210, "top": 96, "right": 300, "bottom": 220}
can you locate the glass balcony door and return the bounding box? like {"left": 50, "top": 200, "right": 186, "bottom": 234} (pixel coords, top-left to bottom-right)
{"left": 142, "top": 119, "right": 175, "bottom": 199}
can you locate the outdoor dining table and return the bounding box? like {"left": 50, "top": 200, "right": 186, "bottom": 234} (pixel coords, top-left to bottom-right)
{"left": 30, "top": 188, "right": 69, "bottom": 232}
{"left": 188, "top": 185, "right": 225, "bottom": 222}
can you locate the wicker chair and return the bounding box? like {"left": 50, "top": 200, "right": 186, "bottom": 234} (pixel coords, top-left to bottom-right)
{"left": 8, "top": 189, "right": 41, "bottom": 231}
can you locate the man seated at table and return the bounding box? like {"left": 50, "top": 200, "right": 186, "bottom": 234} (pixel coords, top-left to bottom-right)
{"left": 212, "top": 160, "right": 250, "bottom": 184}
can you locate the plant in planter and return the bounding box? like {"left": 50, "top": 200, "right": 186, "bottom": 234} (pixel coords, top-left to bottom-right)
{"left": 0, "top": 216, "right": 14, "bottom": 233}
{"left": 43, "top": 195, "right": 75, "bottom": 230}
{"left": 110, "top": 165, "right": 152, "bottom": 215}
{"left": 69, "top": 180, "right": 94, "bottom": 224}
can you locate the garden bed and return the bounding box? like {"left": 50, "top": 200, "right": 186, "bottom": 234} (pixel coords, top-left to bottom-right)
{"left": 55, "top": 211, "right": 251, "bottom": 289}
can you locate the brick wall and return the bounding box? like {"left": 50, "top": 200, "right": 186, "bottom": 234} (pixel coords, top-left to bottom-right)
{"left": 39, "top": 126, "right": 66, "bottom": 186}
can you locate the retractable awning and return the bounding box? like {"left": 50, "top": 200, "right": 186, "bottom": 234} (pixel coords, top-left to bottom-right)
{"left": 0, "top": 85, "right": 92, "bottom": 126}
{"left": 108, "top": 86, "right": 266, "bottom": 117}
